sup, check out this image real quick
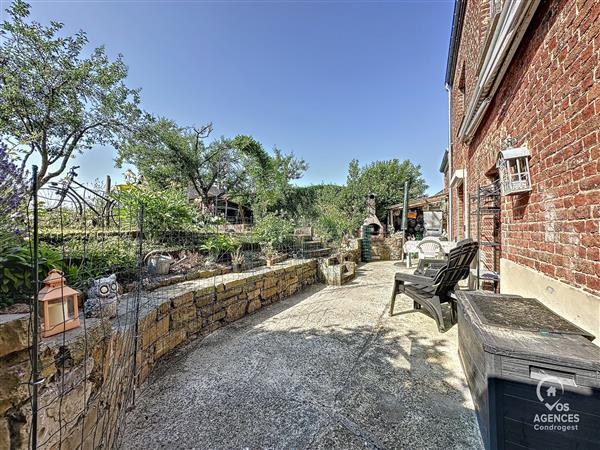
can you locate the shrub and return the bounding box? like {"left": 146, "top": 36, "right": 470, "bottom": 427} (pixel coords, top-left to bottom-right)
{"left": 0, "top": 232, "right": 62, "bottom": 307}
{"left": 61, "top": 237, "right": 138, "bottom": 289}
{"left": 200, "top": 234, "right": 235, "bottom": 260}
{"left": 231, "top": 245, "right": 245, "bottom": 265}
{"left": 112, "top": 185, "right": 198, "bottom": 238}
{"left": 253, "top": 213, "right": 295, "bottom": 249}
{"left": 315, "top": 211, "right": 355, "bottom": 243}
{"left": 0, "top": 143, "right": 28, "bottom": 236}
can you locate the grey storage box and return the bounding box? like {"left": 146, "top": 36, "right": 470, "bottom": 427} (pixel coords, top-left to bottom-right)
{"left": 456, "top": 291, "right": 599, "bottom": 450}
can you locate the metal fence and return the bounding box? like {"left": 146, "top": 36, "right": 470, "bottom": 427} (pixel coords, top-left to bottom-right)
{"left": 14, "top": 167, "right": 329, "bottom": 449}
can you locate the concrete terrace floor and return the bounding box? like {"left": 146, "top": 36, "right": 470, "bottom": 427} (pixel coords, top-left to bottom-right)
{"left": 121, "top": 261, "right": 483, "bottom": 450}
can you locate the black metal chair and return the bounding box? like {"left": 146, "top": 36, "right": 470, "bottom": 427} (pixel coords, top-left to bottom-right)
{"left": 389, "top": 241, "right": 479, "bottom": 332}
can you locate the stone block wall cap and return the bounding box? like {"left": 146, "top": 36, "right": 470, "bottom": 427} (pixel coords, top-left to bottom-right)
{"left": 0, "top": 313, "right": 29, "bottom": 324}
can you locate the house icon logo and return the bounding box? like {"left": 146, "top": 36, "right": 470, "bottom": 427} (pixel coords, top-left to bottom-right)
{"left": 536, "top": 374, "right": 565, "bottom": 411}
{"left": 532, "top": 372, "right": 580, "bottom": 431}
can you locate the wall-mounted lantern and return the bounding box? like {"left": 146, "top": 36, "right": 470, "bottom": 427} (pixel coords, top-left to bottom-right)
{"left": 497, "top": 146, "right": 532, "bottom": 195}
{"left": 38, "top": 270, "right": 81, "bottom": 338}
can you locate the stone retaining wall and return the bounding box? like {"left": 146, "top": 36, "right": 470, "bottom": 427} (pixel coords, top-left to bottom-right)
{"left": 369, "top": 235, "right": 403, "bottom": 261}
{"left": 384, "top": 234, "right": 404, "bottom": 260}
{"left": 0, "top": 259, "right": 318, "bottom": 450}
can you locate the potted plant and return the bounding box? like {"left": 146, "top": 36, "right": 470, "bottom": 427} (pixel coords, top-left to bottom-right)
{"left": 201, "top": 234, "right": 234, "bottom": 264}
{"left": 231, "top": 246, "right": 245, "bottom": 273}
{"left": 261, "top": 242, "right": 277, "bottom": 268}
{"left": 253, "top": 214, "right": 294, "bottom": 268}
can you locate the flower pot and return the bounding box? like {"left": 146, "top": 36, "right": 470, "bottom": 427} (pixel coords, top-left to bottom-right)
{"left": 146, "top": 253, "right": 174, "bottom": 275}
{"left": 266, "top": 259, "right": 273, "bottom": 267}
{"left": 232, "top": 263, "right": 242, "bottom": 273}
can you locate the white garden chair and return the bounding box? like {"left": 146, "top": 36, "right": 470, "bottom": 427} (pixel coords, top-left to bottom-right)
{"left": 416, "top": 238, "right": 444, "bottom": 258}
{"left": 415, "top": 238, "right": 445, "bottom": 273}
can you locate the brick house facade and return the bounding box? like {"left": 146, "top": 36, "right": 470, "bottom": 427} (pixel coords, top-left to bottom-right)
{"left": 442, "top": 0, "right": 599, "bottom": 337}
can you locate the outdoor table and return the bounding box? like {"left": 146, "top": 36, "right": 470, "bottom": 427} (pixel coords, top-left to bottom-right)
{"left": 403, "top": 240, "right": 457, "bottom": 268}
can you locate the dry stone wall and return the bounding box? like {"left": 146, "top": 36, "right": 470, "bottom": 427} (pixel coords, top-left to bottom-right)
{"left": 384, "top": 233, "right": 404, "bottom": 260}
{"left": 368, "top": 235, "right": 403, "bottom": 261}
{"left": 0, "top": 259, "right": 317, "bottom": 450}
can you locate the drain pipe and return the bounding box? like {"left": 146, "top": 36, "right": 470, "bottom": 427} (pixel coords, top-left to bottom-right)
{"left": 400, "top": 181, "right": 410, "bottom": 259}
{"left": 401, "top": 181, "right": 410, "bottom": 233}
{"left": 445, "top": 83, "right": 453, "bottom": 240}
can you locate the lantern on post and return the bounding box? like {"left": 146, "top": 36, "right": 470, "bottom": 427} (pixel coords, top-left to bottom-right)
{"left": 38, "top": 270, "right": 81, "bottom": 338}
{"left": 496, "top": 146, "right": 532, "bottom": 195}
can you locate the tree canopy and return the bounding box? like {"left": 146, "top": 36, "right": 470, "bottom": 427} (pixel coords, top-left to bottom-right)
{"left": 116, "top": 116, "right": 307, "bottom": 217}
{"left": 0, "top": 0, "right": 430, "bottom": 243}
{"left": 343, "top": 158, "right": 428, "bottom": 221}
{"left": 0, "top": 0, "right": 142, "bottom": 187}
{"left": 116, "top": 117, "right": 263, "bottom": 206}
{"left": 246, "top": 147, "right": 308, "bottom": 218}
{"left": 275, "top": 159, "right": 428, "bottom": 241}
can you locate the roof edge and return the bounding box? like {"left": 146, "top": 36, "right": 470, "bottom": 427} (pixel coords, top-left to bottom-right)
{"left": 445, "top": 0, "right": 467, "bottom": 87}
{"left": 439, "top": 149, "right": 449, "bottom": 173}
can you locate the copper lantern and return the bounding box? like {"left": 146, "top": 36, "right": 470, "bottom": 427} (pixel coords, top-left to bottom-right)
{"left": 38, "top": 270, "right": 81, "bottom": 337}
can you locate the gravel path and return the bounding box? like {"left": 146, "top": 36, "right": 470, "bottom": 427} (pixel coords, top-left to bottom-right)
{"left": 121, "top": 261, "right": 483, "bottom": 449}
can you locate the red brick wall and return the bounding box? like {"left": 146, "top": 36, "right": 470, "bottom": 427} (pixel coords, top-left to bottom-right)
{"left": 447, "top": 0, "right": 600, "bottom": 296}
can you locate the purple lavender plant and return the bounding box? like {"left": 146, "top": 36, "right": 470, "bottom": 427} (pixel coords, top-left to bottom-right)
{"left": 0, "top": 143, "right": 28, "bottom": 235}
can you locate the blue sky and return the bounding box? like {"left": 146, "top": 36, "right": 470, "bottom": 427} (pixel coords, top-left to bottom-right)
{"left": 5, "top": 0, "right": 454, "bottom": 194}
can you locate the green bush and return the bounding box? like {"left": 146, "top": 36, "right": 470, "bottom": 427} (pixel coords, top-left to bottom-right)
{"left": 0, "top": 232, "right": 62, "bottom": 307}
{"left": 200, "top": 234, "right": 235, "bottom": 260}
{"left": 61, "top": 237, "right": 138, "bottom": 289}
{"left": 253, "top": 213, "right": 295, "bottom": 249}
{"left": 314, "top": 210, "right": 355, "bottom": 243}
{"left": 0, "top": 232, "right": 143, "bottom": 306}
{"left": 112, "top": 185, "right": 198, "bottom": 238}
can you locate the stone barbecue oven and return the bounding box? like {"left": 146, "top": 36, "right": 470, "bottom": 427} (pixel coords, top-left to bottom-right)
{"left": 361, "top": 193, "right": 384, "bottom": 239}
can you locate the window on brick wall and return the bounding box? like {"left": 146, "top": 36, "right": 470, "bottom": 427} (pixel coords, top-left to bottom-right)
{"left": 489, "top": 0, "right": 501, "bottom": 18}
{"left": 457, "top": 62, "right": 466, "bottom": 136}
{"left": 491, "top": 0, "right": 503, "bottom": 17}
